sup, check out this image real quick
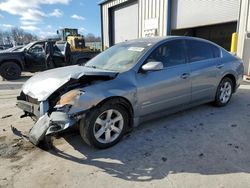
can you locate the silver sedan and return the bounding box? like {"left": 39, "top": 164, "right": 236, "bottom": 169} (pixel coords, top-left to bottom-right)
{"left": 17, "top": 36, "right": 244, "bottom": 148}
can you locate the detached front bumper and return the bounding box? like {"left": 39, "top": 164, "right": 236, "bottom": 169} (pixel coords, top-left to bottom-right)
{"left": 17, "top": 98, "right": 80, "bottom": 145}
{"left": 29, "top": 111, "right": 80, "bottom": 145}
{"left": 17, "top": 92, "right": 88, "bottom": 145}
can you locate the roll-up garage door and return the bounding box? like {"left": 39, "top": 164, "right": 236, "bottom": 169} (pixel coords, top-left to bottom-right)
{"left": 113, "top": 1, "right": 138, "bottom": 44}
{"left": 171, "top": 0, "right": 239, "bottom": 30}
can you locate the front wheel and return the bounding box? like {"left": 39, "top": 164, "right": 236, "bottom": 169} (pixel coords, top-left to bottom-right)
{"left": 0, "top": 62, "right": 21, "bottom": 80}
{"left": 214, "top": 77, "right": 233, "bottom": 107}
{"left": 80, "top": 101, "right": 129, "bottom": 149}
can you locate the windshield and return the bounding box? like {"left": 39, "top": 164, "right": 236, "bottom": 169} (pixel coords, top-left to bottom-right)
{"left": 85, "top": 42, "right": 151, "bottom": 72}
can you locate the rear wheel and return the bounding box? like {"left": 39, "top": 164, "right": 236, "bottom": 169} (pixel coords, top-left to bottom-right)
{"left": 214, "top": 77, "right": 233, "bottom": 107}
{"left": 80, "top": 101, "right": 129, "bottom": 149}
{"left": 0, "top": 62, "right": 21, "bottom": 80}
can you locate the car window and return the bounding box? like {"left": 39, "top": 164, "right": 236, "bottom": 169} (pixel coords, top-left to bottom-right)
{"left": 29, "top": 43, "right": 45, "bottom": 54}
{"left": 186, "top": 40, "right": 216, "bottom": 62}
{"left": 146, "top": 40, "right": 186, "bottom": 67}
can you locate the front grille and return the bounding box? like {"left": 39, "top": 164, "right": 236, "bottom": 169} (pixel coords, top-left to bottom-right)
{"left": 17, "top": 91, "right": 26, "bottom": 101}
{"left": 27, "top": 96, "right": 39, "bottom": 105}
{"left": 17, "top": 91, "right": 39, "bottom": 105}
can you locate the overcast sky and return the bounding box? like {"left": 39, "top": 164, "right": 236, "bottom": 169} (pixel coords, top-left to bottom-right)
{"left": 0, "top": 0, "right": 101, "bottom": 38}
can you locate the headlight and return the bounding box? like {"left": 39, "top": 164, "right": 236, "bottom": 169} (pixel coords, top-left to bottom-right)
{"left": 56, "top": 90, "right": 84, "bottom": 106}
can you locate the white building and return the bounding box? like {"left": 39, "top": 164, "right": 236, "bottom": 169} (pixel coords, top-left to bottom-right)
{"left": 100, "top": 0, "right": 250, "bottom": 74}
{"left": 237, "top": 0, "right": 250, "bottom": 74}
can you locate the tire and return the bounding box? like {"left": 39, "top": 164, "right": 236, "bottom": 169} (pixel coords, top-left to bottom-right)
{"left": 0, "top": 62, "right": 21, "bottom": 80}
{"left": 80, "top": 101, "right": 129, "bottom": 149}
{"left": 214, "top": 77, "right": 233, "bottom": 107}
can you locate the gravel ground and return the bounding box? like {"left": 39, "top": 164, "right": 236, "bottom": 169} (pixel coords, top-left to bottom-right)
{"left": 0, "top": 74, "right": 250, "bottom": 188}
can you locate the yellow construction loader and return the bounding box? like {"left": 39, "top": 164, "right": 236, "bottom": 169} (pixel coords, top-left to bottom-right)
{"left": 57, "top": 28, "right": 99, "bottom": 64}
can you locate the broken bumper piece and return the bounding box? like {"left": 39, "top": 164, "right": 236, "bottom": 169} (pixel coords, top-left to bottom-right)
{"left": 29, "top": 112, "right": 77, "bottom": 145}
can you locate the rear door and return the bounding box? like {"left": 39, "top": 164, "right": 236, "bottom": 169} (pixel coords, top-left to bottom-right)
{"left": 136, "top": 39, "right": 191, "bottom": 116}
{"left": 186, "top": 39, "right": 222, "bottom": 103}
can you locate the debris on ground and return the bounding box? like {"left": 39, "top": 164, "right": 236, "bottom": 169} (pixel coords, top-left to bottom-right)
{"left": 11, "top": 125, "right": 29, "bottom": 139}
{"left": 145, "top": 138, "right": 152, "bottom": 142}
{"left": 161, "top": 157, "right": 167, "bottom": 162}
{"left": 11, "top": 139, "right": 23, "bottom": 147}
{"left": 0, "top": 137, "right": 35, "bottom": 162}
{"left": 231, "top": 124, "right": 237, "bottom": 127}
{"left": 1, "top": 114, "right": 12, "bottom": 119}
{"left": 143, "top": 152, "right": 151, "bottom": 157}
{"left": 199, "top": 153, "right": 204, "bottom": 158}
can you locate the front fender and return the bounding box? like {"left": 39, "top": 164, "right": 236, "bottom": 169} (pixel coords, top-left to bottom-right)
{"left": 66, "top": 89, "right": 136, "bottom": 115}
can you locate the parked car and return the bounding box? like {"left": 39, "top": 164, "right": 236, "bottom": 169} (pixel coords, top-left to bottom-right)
{"left": 0, "top": 40, "right": 99, "bottom": 80}
{"left": 17, "top": 36, "right": 244, "bottom": 149}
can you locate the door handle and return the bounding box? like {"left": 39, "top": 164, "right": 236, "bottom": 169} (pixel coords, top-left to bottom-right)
{"left": 181, "top": 73, "right": 190, "bottom": 79}
{"left": 216, "top": 64, "right": 224, "bottom": 69}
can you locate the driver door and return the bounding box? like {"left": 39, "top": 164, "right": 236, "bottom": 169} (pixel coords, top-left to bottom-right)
{"left": 136, "top": 39, "right": 191, "bottom": 116}
{"left": 25, "top": 42, "right": 46, "bottom": 71}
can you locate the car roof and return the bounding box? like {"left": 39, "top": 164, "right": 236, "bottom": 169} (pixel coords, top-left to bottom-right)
{"left": 121, "top": 36, "right": 221, "bottom": 48}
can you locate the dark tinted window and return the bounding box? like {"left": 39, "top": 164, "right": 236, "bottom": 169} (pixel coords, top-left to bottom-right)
{"left": 147, "top": 40, "right": 186, "bottom": 67}
{"left": 187, "top": 40, "right": 215, "bottom": 62}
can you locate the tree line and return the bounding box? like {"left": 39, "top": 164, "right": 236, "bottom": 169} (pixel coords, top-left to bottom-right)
{"left": 0, "top": 27, "right": 38, "bottom": 46}
{"left": 0, "top": 27, "right": 101, "bottom": 46}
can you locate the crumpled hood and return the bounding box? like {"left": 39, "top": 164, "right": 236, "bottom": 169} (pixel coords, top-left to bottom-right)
{"left": 22, "top": 65, "right": 117, "bottom": 101}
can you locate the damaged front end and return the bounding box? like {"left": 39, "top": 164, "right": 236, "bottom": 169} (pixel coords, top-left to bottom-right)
{"left": 29, "top": 111, "right": 80, "bottom": 145}
{"left": 28, "top": 90, "right": 86, "bottom": 145}
{"left": 17, "top": 66, "right": 117, "bottom": 145}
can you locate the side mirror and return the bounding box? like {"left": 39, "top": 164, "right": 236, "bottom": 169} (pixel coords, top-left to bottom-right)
{"left": 142, "top": 61, "right": 163, "bottom": 72}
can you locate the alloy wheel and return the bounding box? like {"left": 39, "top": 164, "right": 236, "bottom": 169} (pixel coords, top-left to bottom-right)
{"left": 93, "top": 109, "right": 124, "bottom": 144}
{"left": 219, "top": 81, "right": 232, "bottom": 104}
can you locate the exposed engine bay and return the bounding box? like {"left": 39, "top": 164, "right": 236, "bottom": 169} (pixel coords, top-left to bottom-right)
{"left": 16, "top": 65, "right": 118, "bottom": 145}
